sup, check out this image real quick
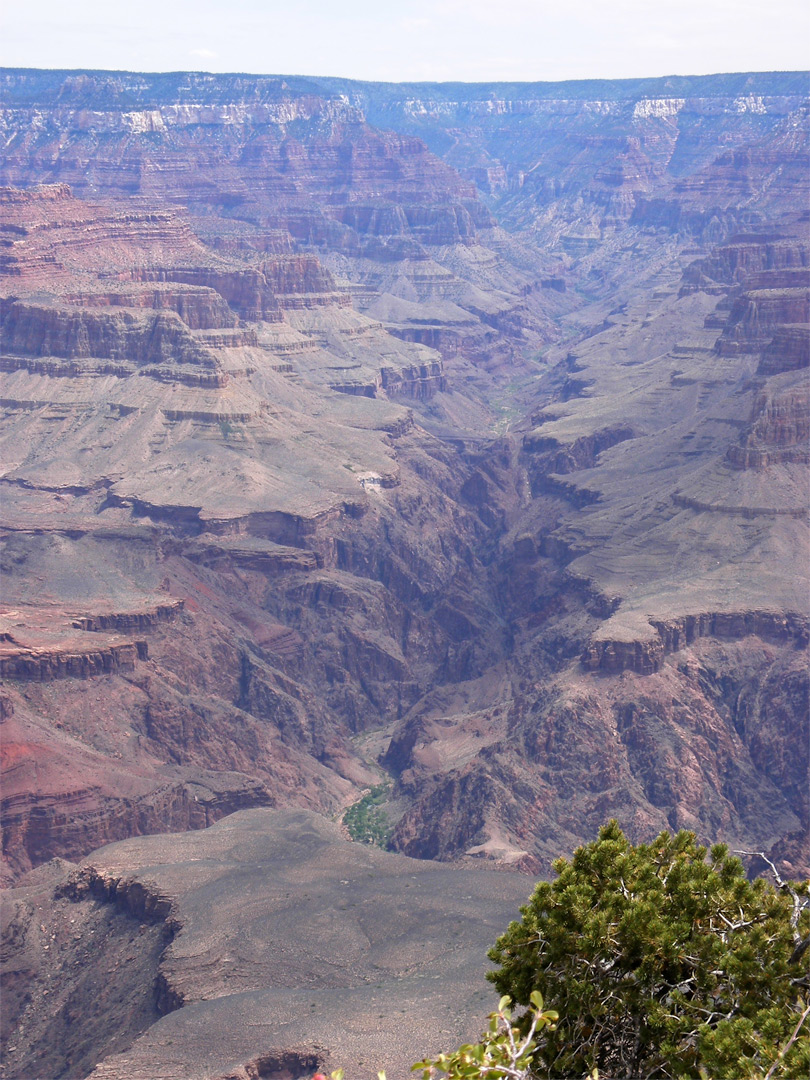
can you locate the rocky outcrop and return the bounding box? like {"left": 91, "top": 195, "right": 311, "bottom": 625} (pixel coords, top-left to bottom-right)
{"left": 61, "top": 286, "right": 241, "bottom": 330}
{"left": 0, "top": 180, "right": 72, "bottom": 204}
{"left": 387, "top": 325, "right": 462, "bottom": 354}
{"left": 69, "top": 600, "right": 184, "bottom": 633}
{"left": 716, "top": 289, "right": 810, "bottom": 354}
{"left": 384, "top": 360, "right": 447, "bottom": 399}
{"left": 1, "top": 769, "right": 275, "bottom": 880}
{"left": 0, "top": 301, "right": 221, "bottom": 368}
{"left": 728, "top": 381, "right": 810, "bottom": 469}
{"left": 0, "top": 636, "right": 146, "bottom": 680}
{"left": 0, "top": 857, "right": 172, "bottom": 1080}
{"left": 258, "top": 255, "right": 337, "bottom": 295}
{"left": 336, "top": 200, "right": 492, "bottom": 245}
{"left": 330, "top": 359, "right": 445, "bottom": 399}
{"left": 183, "top": 538, "right": 321, "bottom": 573}
{"left": 126, "top": 268, "right": 283, "bottom": 323}
{"left": 58, "top": 865, "right": 178, "bottom": 928}
{"left": 653, "top": 610, "right": 809, "bottom": 651}
{"left": 757, "top": 324, "right": 810, "bottom": 375}
{"left": 257, "top": 255, "right": 349, "bottom": 309}
{"left": 581, "top": 635, "right": 664, "bottom": 676}
{"left": 582, "top": 610, "right": 809, "bottom": 674}
{"left": 523, "top": 424, "right": 634, "bottom": 472}
{"left": 681, "top": 238, "right": 810, "bottom": 290}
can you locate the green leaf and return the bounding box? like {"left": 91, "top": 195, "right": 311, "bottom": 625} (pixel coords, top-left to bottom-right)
{"left": 487, "top": 821, "right": 809, "bottom": 1080}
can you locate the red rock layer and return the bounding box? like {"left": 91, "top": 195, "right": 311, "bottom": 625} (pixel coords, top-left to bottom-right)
{"left": 717, "top": 289, "right": 810, "bottom": 355}
{"left": 728, "top": 383, "right": 810, "bottom": 469}
{"left": 1, "top": 302, "right": 223, "bottom": 368}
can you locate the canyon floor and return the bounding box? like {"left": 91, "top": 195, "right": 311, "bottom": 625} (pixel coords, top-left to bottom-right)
{"left": 0, "top": 67, "right": 808, "bottom": 1077}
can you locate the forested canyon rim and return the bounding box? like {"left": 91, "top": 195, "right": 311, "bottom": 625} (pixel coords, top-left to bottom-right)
{"left": 0, "top": 65, "right": 808, "bottom": 1080}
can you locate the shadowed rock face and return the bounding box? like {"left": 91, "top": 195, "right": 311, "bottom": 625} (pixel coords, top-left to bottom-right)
{"left": 1, "top": 809, "right": 532, "bottom": 1080}
{"left": 0, "top": 67, "right": 808, "bottom": 902}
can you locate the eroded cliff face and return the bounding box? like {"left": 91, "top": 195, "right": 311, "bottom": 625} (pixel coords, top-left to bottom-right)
{"left": 346, "top": 73, "right": 808, "bottom": 255}
{"left": 0, "top": 175, "right": 522, "bottom": 879}
{"left": 0, "top": 69, "right": 808, "bottom": 889}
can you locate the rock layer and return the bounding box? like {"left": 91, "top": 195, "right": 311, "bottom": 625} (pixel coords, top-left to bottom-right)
{"left": 0, "top": 68, "right": 808, "bottom": 890}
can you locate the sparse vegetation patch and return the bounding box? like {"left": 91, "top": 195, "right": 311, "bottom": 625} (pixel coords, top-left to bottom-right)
{"left": 343, "top": 782, "right": 392, "bottom": 847}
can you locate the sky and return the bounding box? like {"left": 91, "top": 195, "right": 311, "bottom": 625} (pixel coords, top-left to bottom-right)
{"left": 2, "top": 0, "right": 809, "bottom": 83}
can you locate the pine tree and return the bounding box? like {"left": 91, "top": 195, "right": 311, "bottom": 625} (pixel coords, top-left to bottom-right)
{"left": 487, "top": 822, "right": 810, "bottom": 1079}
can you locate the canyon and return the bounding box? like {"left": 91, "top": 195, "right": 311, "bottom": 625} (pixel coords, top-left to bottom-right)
{"left": 0, "top": 67, "right": 808, "bottom": 1078}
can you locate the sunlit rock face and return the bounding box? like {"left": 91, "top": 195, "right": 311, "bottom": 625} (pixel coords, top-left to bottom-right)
{"left": 0, "top": 68, "right": 807, "bottom": 897}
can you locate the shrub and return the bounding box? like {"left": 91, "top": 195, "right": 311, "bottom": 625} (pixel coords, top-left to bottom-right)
{"left": 412, "top": 992, "right": 559, "bottom": 1079}
{"left": 487, "top": 822, "right": 810, "bottom": 1079}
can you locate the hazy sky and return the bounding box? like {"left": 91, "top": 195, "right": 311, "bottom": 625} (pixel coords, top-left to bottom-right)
{"left": 2, "top": 0, "right": 809, "bottom": 83}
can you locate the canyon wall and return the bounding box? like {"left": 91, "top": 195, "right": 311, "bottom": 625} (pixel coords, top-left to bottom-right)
{"left": 0, "top": 68, "right": 807, "bottom": 892}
